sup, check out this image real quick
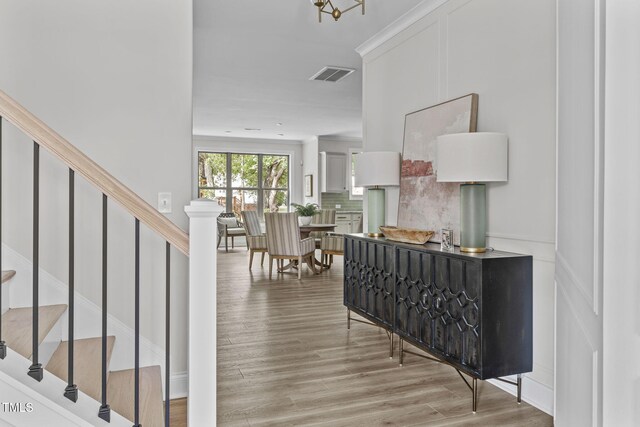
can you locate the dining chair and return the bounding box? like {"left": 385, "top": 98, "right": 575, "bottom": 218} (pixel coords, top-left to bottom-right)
{"left": 265, "top": 212, "right": 316, "bottom": 280}
{"left": 320, "top": 234, "right": 344, "bottom": 270}
{"left": 217, "top": 212, "right": 246, "bottom": 252}
{"left": 310, "top": 209, "right": 336, "bottom": 247}
{"left": 241, "top": 210, "right": 267, "bottom": 269}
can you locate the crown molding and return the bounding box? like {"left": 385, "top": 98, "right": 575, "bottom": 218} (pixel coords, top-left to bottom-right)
{"left": 355, "top": 0, "right": 449, "bottom": 58}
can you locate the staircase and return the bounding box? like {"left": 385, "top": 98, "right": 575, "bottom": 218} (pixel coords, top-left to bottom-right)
{"left": 1, "top": 270, "right": 165, "bottom": 426}
{"left": 0, "top": 89, "right": 196, "bottom": 426}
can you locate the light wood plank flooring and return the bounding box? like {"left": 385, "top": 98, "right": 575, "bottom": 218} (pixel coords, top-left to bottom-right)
{"left": 46, "top": 336, "right": 116, "bottom": 401}
{"left": 108, "top": 365, "right": 165, "bottom": 426}
{"left": 2, "top": 270, "right": 16, "bottom": 283}
{"left": 1, "top": 304, "right": 67, "bottom": 358}
{"left": 215, "top": 249, "right": 553, "bottom": 426}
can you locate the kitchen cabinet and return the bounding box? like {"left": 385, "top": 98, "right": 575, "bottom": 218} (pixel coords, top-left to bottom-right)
{"left": 335, "top": 212, "right": 362, "bottom": 234}
{"left": 320, "top": 152, "right": 346, "bottom": 193}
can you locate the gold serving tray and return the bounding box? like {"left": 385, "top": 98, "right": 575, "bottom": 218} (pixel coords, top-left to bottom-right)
{"left": 379, "top": 226, "right": 435, "bottom": 245}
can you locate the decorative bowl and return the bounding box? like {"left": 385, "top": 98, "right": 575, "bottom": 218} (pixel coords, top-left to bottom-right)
{"left": 379, "top": 226, "right": 435, "bottom": 245}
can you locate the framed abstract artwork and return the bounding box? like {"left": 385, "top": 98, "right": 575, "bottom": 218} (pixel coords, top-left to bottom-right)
{"left": 397, "top": 94, "right": 479, "bottom": 244}
{"left": 304, "top": 174, "right": 313, "bottom": 197}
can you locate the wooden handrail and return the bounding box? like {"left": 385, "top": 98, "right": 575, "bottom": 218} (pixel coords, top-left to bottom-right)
{"left": 0, "top": 90, "right": 189, "bottom": 256}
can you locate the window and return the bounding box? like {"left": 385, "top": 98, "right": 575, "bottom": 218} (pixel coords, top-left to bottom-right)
{"left": 198, "top": 152, "right": 290, "bottom": 217}
{"left": 349, "top": 149, "right": 363, "bottom": 199}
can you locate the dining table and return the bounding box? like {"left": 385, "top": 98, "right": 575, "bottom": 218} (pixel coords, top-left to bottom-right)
{"left": 298, "top": 223, "right": 337, "bottom": 239}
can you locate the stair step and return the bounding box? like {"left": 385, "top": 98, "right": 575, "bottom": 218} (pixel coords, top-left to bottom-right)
{"left": 46, "top": 336, "right": 116, "bottom": 402}
{"left": 108, "top": 365, "right": 164, "bottom": 427}
{"left": 1, "top": 270, "right": 16, "bottom": 284}
{"left": 1, "top": 304, "right": 67, "bottom": 359}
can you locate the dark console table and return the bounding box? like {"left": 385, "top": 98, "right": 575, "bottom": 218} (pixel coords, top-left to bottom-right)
{"left": 343, "top": 234, "right": 532, "bottom": 412}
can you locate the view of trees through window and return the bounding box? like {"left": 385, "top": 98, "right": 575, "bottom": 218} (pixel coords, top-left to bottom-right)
{"left": 198, "top": 152, "right": 289, "bottom": 217}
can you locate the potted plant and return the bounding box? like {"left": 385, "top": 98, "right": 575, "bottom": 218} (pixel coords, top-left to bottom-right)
{"left": 291, "top": 202, "right": 320, "bottom": 225}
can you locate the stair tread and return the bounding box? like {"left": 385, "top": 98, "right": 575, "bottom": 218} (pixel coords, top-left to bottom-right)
{"left": 1, "top": 270, "right": 16, "bottom": 284}
{"left": 1, "top": 304, "right": 67, "bottom": 358}
{"left": 108, "top": 365, "right": 164, "bottom": 427}
{"left": 46, "top": 336, "right": 116, "bottom": 402}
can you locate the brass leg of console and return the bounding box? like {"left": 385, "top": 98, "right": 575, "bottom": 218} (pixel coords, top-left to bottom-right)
{"left": 472, "top": 378, "right": 478, "bottom": 413}
{"left": 399, "top": 338, "right": 404, "bottom": 366}
{"left": 389, "top": 333, "right": 394, "bottom": 359}
{"left": 517, "top": 374, "right": 522, "bottom": 403}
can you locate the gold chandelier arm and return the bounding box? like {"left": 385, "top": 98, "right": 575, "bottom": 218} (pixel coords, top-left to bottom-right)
{"left": 341, "top": 0, "right": 364, "bottom": 14}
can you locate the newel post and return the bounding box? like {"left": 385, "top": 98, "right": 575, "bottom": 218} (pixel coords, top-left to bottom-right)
{"left": 184, "top": 199, "right": 221, "bottom": 426}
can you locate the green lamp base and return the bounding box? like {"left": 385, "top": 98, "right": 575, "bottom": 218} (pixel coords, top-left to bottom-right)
{"left": 367, "top": 188, "right": 385, "bottom": 237}
{"left": 460, "top": 183, "right": 486, "bottom": 253}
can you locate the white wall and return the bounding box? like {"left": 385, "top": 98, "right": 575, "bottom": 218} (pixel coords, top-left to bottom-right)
{"left": 193, "top": 135, "right": 304, "bottom": 204}
{"left": 360, "top": 0, "right": 556, "bottom": 412}
{"left": 603, "top": 1, "right": 640, "bottom": 424}
{"left": 0, "top": 0, "right": 193, "bottom": 374}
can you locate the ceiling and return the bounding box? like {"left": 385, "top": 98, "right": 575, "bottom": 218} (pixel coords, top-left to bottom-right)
{"left": 193, "top": 0, "right": 422, "bottom": 141}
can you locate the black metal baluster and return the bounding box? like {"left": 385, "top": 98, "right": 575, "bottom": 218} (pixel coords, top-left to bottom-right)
{"left": 0, "top": 117, "right": 5, "bottom": 360}
{"left": 165, "top": 241, "right": 170, "bottom": 426}
{"left": 65, "top": 169, "right": 78, "bottom": 402}
{"left": 28, "top": 142, "right": 43, "bottom": 382}
{"left": 98, "top": 194, "right": 110, "bottom": 422}
{"left": 134, "top": 219, "right": 140, "bottom": 427}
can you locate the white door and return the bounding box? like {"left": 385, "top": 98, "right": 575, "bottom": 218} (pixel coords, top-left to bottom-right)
{"left": 555, "top": 0, "right": 605, "bottom": 425}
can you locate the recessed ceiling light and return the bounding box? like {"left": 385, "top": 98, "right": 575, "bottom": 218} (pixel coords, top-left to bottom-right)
{"left": 277, "top": 133, "right": 285, "bottom": 136}
{"left": 225, "top": 130, "right": 232, "bottom": 133}
{"left": 244, "top": 128, "right": 261, "bottom": 131}
{"left": 276, "top": 122, "right": 283, "bottom": 126}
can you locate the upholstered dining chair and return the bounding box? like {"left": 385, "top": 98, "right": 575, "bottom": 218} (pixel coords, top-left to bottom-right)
{"left": 241, "top": 210, "right": 267, "bottom": 269}
{"left": 320, "top": 234, "right": 344, "bottom": 270}
{"left": 264, "top": 212, "right": 316, "bottom": 280}
{"left": 310, "top": 209, "right": 336, "bottom": 246}
{"left": 217, "top": 212, "right": 246, "bottom": 252}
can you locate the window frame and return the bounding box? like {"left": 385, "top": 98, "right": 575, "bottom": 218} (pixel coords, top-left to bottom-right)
{"left": 197, "top": 151, "right": 290, "bottom": 217}
{"left": 348, "top": 148, "right": 364, "bottom": 200}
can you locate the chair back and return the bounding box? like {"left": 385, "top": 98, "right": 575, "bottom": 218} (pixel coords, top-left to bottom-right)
{"left": 312, "top": 209, "right": 336, "bottom": 225}
{"left": 241, "top": 210, "right": 262, "bottom": 236}
{"left": 310, "top": 209, "right": 336, "bottom": 238}
{"left": 265, "top": 212, "right": 303, "bottom": 256}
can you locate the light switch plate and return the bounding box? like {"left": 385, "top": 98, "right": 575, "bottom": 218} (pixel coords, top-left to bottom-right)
{"left": 336, "top": 204, "right": 341, "bottom": 209}
{"left": 158, "top": 192, "right": 172, "bottom": 213}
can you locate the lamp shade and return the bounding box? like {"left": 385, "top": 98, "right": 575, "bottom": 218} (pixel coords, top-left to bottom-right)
{"left": 354, "top": 151, "right": 400, "bottom": 187}
{"left": 436, "top": 132, "right": 508, "bottom": 182}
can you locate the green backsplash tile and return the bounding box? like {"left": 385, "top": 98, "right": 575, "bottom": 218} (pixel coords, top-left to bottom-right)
{"left": 320, "top": 192, "right": 363, "bottom": 211}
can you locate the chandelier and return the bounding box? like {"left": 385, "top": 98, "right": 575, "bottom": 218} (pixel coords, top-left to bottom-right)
{"left": 312, "top": 0, "right": 365, "bottom": 22}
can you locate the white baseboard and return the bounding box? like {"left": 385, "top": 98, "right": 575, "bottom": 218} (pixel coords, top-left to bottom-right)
{"left": 488, "top": 375, "right": 554, "bottom": 416}
{"left": 170, "top": 371, "right": 188, "bottom": 399}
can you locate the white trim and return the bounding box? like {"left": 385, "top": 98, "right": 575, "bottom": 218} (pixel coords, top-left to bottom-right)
{"left": 170, "top": 371, "right": 189, "bottom": 399}
{"left": 485, "top": 232, "right": 555, "bottom": 245}
{"left": 591, "top": 0, "right": 605, "bottom": 318}
{"left": 488, "top": 374, "right": 554, "bottom": 416}
{"left": 355, "top": 0, "right": 448, "bottom": 57}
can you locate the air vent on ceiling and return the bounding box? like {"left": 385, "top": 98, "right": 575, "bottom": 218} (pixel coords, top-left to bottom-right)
{"left": 309, "top": 66, "right": 356, "bottom": 83}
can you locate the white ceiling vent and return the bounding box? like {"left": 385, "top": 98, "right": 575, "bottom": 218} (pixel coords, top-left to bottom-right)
{"left": 309, "top": 66, "right": 356, "bottom": 83}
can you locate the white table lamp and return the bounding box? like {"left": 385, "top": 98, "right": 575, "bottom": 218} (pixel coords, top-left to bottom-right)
{"left": 436, "top": 132, "right": 508, "bottom": 252}
{"left": 354, "top": 151, "right": 400, "bottom": 237}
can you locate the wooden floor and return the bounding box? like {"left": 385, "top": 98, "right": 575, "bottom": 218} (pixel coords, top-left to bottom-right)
{"left": 209, "top": 249, "right": 554, "bottom": 426}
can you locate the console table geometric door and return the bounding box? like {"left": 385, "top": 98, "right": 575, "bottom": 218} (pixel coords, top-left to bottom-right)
{"left": 344, "top": 234, "right": 533, "bottom": 412}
